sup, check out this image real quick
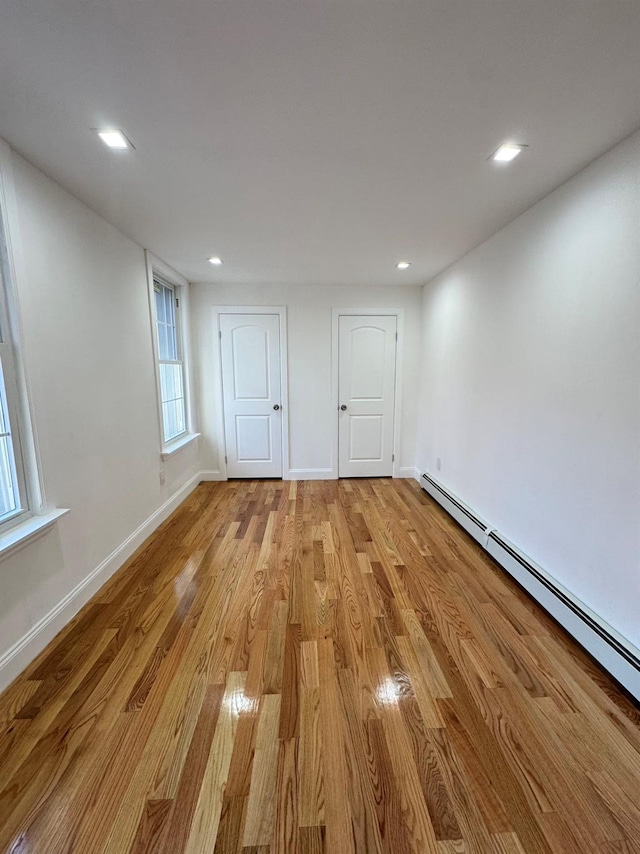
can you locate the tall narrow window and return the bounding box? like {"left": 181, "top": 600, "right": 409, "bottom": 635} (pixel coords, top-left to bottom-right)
{"left": 153, "top": 278, "right": 187, "bottom": 444}
{"left": 0, "top": 245, "right": 29, "bottom": 530}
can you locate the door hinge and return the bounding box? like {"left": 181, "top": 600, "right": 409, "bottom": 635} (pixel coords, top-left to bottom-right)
{"left": 219, "top": 330, "right": 222, "bottom": 339}
{"left": 395, "top": 332, "right": 398, "bottom": 341}
{"left": 225, "top": 455, "right": 227, "bottom": 463}
{"left": 175, "top": 297, "right": 180, "bottom": 307}
{"left": 392, "top": 454, "right": 395, "bottom": 461}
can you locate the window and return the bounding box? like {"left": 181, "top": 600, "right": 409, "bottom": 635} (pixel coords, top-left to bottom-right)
{"left": 154, "top": 278, "right": 187, "bottom": 444}
{"left": 146, "top": 251, "right": 198, "bottom": 459}
{"left": 0, "top": 223, "right": 29, "bottom": 531}
{"left": 0, "top": 138, "right": 67, "bottom": 551}
{"left": 0, "top": 341, "right": 27, "bottom": 528}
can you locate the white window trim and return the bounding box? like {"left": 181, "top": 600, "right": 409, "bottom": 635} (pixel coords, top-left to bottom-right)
{"left": 0, "top": 338, "right": 30, "bottom": 530}
{"left": 145, "top": 251, "right": 198, "bottom": 458}
{"left": 160, "top": 431, "right": 201, "bottom": 461}
{"left": 0, "top": 508, "right": 69, "bottom": 560}
{"left": 0, "top": 137, "right": 68, "bottom": 555}
{"left": 154, "top": 277, "right": 188, "bottom": 444}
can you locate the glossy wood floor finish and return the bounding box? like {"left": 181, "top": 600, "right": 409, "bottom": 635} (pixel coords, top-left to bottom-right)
{"left": 1, "top": 480, "right": 639, "bottom": 854}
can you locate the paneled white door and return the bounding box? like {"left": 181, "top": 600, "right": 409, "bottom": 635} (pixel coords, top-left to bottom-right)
{"left": 220, "top": 313, "right": 283, "bottom": 478}
{"left": 338, "top": 314, "right": 397, "bottom": 477}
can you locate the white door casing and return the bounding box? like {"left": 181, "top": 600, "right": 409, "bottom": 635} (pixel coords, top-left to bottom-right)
{"left": 220, "top": 313, "right": 283, "bottom": 478}
{"left": 338, "top": 314, "right": 397, "bottom": 477}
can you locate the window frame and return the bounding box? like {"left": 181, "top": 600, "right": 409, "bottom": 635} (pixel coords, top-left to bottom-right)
{"left": 0, "top": 195, "right": 31, "bottom": 534}
{"left": 154, "top": 277, "right": 187, "bottom": 444}
{"left": 0, "top": 329, "right": 30, "bottom": 531}
{"left": 145, "top": 252, "right": 198, "bottom": 459}
{"left": 0, "top": 137, "right": 51, "bottom": 538}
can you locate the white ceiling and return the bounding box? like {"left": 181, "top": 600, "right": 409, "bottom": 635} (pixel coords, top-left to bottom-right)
{"left": 1, "top": 1, "right": 639, "bottom": 287}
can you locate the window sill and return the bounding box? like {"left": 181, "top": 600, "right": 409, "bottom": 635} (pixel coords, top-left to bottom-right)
{"left": 0, "top": 508, "right": 70, "bottom": 561}
{"left": 161, "top": 432, "right": 201, "bottom": 461}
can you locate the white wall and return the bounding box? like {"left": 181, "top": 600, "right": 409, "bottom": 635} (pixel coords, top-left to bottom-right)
{"left": 0, "top": 149, "right": 200, "bottom": 686}
{"left": 191, "top": 283, "right": 422, "bottom": 479}
{"left": 417, "top": 130, "right": 640, "bottom": 648}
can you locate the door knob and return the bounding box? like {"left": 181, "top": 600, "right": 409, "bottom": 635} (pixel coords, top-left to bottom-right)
{"left": 340, "top": 404, "right": 347, "bottom": 411}
{"left": 273, "top": 404, "right": 280, "bottom": 411}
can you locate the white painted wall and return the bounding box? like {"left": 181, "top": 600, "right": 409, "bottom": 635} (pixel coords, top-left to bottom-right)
{"left": 417, "top": 129, "right": 640, "bottom": 648}
{"left": 0, "top": 150, "right": 200, "bottom": 686}
{"left": 191, "top": 284, "right": 422, "bottom": 479}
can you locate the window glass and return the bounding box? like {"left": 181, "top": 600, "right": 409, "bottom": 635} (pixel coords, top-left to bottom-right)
{"left": 153, "top": 278, "right": 187, "bottom": 444}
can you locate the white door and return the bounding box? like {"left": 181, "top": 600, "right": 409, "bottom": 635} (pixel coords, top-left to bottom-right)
{"left": 220, "top": 313, "right": 283, "bottom": 478}
{"left": 338, "top": 314, "right": 397, "bottom": 477}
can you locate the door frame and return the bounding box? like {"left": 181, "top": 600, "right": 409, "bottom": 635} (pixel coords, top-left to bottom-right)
{"left": 331, "top": 308, "right": 405, "bottom": 479}
{"left": 213, "top": 306, "right": 289, "bottom": 480}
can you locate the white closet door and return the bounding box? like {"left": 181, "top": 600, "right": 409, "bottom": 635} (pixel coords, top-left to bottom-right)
{"left": 220, "top": 313, "right": 282, "bottom": 478}
{"left": 338, "top": 314, "right": 397, "bottom": 477}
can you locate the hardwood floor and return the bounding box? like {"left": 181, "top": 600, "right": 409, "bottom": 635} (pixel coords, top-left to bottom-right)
{"left": 0, "top": 478, "right": 639, "bottom": 853}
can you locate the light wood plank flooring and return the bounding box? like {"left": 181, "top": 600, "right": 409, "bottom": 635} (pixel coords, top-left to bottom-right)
{"left": 0, "top": 479, "right": 639, "bottom": 853}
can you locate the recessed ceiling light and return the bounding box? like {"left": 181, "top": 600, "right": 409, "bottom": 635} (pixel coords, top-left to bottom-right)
{"left": 396, "top": 261, "right": 411, "bottom": 270}
{"left": 95, "top": 129, "right": 134, "bottom": 150}
{"left": 208, "top": 256, "right": 223, "bottom": 265}
{"left": 491, "top": 143, "right": 527, "bottom": 162}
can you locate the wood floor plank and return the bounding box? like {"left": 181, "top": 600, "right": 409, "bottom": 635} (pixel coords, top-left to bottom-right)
{"left": 214, "top": 796, "right": 248, "bottom": 854}
{"left": 183, "top": 671, "right": 247, "bottom": 854}
{"left": 298, "top": 685, "right": 325, "bottom": 828}
{"left": 130, "top": 798, "right": 173, "bottom": 854}
{"left": 299, "top": 825, "right": 326, "bottom": 853}
{"left": 336, "top": 667, "right": 384, "bottom": 853}
{"left": 0, "top": 479, "right": 638, "bottom": 853}
{"left": 317, "top": 635, "right": 356, "bottom": 854}
{"left": 398, "top": 693, "right": 463, "bottom": 842}
{"left": 243, "top": 693, "right": 282, "bottom": 847}
{"left": 158, "top": 682, "right": 225, "bottom": 852}
{"left": 273, "top": 737, "right": 299, "bottom": 854}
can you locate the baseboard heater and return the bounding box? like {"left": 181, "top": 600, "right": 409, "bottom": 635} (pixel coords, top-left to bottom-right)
{"left": 421, "top": 472, "right": 640, "bottom": 703}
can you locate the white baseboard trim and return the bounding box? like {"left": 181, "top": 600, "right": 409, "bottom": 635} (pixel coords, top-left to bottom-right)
{"left": 397, "top": 466, "right": 421, "bottom": 480}
{"left": 285, "top": 468, "right": 335, "bottom": 481}
{"left": 420, "top": 472, "right": 640, "bottom": 702}
{"left": 199, "top": 470, "right": 225, "bottom": 481}
{"left": 0, "top": 471, "right": 203, "bottom": 693}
